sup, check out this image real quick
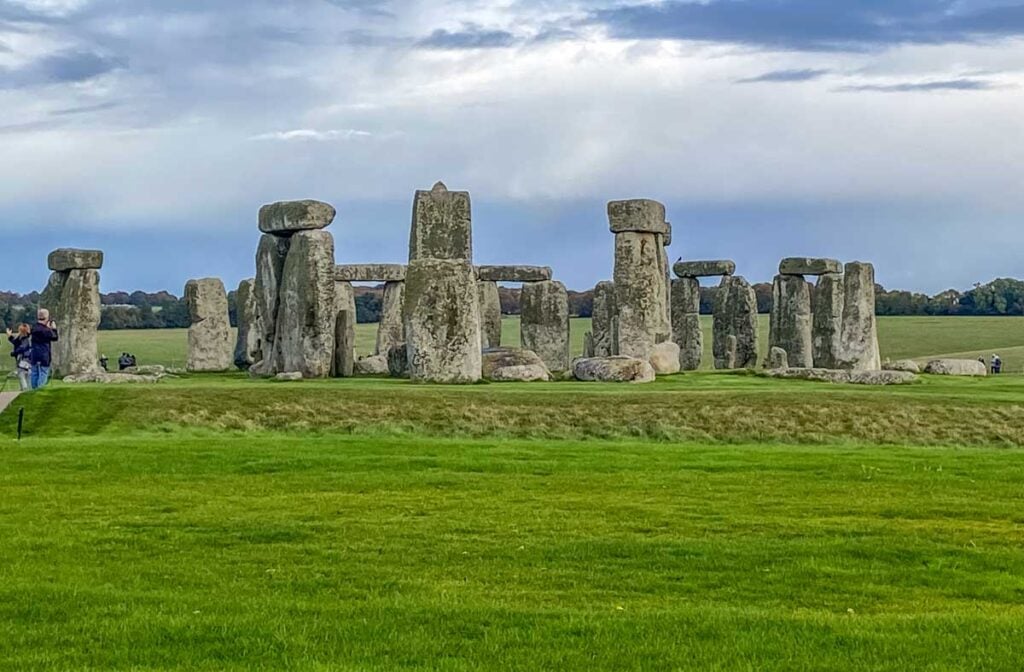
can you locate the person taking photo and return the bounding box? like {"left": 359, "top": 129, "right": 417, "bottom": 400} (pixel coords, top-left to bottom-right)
{"left": 29, "top": 309, "right": 59, "bottom": 389}
{"left": 6, "top": 323, "right": 32, "bottom": 391}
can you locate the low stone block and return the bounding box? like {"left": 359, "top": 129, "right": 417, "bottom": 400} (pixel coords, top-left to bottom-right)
{"left": 608, "top": 199, "right": 669, "bottom": 235}
{"left": 573, "top": 356, "right": 656, "bottom": 384}
{"left": 482, "top": 348, "right": 552, "bottom": 382}
{"left": 768, "top": 347, "right": 789, "bottom": 370}
{"left": 649, "top": 342, "right": 681, "bottom": 375}
{"left": 355, "top": 354, "right": 390, "bottom": 376}
{"left": 883, "top": 359, "right": 920, "bottom": 373}
{"left": 48, "top": 248, "right": 103, "bottom": 272}
{"left": 673, "top": 260, "right": 736, "bottom": 278}
{"left": 779, "top": 257, "right": 842, "bottom": 276}
{"left": 259, "top": 200, "right": 336, "bottom": 235}
{"left": 274, "top": 372, "right": 304, "bottom": 381}
{"left": 334, "top": 264, "right": 406, "bottom": 282}
{"left": 476, "top": 265, "right": 553, "bottom": 283}
{"left": 924, "top": 359, "right": 987, "bottom": 376}
{"left": 387, "top": 344, "right": 409, "bottom": 378}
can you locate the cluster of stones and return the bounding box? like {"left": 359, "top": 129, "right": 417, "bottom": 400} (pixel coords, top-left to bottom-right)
{"left": 41, "top": 249, "right": 103, "bottom": 378}
{"left": 769, "top": 257, "right": 880, "bottom": 371}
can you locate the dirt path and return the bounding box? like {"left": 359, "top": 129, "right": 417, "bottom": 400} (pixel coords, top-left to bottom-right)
{"left": 0, "top": 391, "right": 21, "bottom": 415}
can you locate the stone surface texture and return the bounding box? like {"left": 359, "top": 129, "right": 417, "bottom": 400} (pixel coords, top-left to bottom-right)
{"left": 769, "top": 274, "right": 813, "bottom": 368}
{"left": 333, "top": 309, "right": 355, "bottom": 378}
{"left": 259, "top": 200, "right": 336, "bottom": 235}
{"left": 764, "top": 368, "right": 917, "bottom": 385}
{"left": 649, "top": 341, "right": 681, "bottom": 375}
{"left": 185, "top": 278, "right": 233, "bottom": 373}
{"left": 614, "top": 230, "right": 670, "bottom": 360}
{"left": 252, "top": 234, "right": 290, "bottom": 374}
{"left": 812, "top": 272, "right": 844, "bottom": 369}
{"left": 476, "top": 265, "right": 552, "bottom": 282}
{"left": 354, "top": 354, "right": 389, "bottom": 376}
{"left": 884, "top": 359, "right": 921, "bottom": 373}
{"left": 607, "top": 199, "right": 669, "bottom": 235}
{"left": 779, "top": 257, "right": 842, "bottom": 276}
{"left": 713, "top": 276, "right": 759, "bottom": 369}
{"left": 924, "top": 359, "right": 987, "bottom": 376}
{"left": 592, "top": 281, "right": 617, "bottom": 357}
{"left": 477, "top": 280, "right": 502, "bottom": 349}
{"left": 51, "top": 269, "right": 102, "bottom": 378}
{"left": 234, "top": 278, "right": 262, "bottom": 370}
{"left": 837, "top": 262, "right": 881, "bottom": 371}
{"left": 387, "top": 344, "right": 409, "bottom": 378}
{"left": 64, "top": 372, "right": 163, "bottom": 384}
{"left": 408, "top": 182, "right": 472, "bottom": 262}
{"left": 520, "top": 280, "right": 570, "bottom": 373}
{"left": 573, "top": 356, "right": 656, "bottom": 384}
{"left": 481, "top": 348, "right": 552, "bottom": 382}
{"left": 276, "top": 230, "right": 336, "bottom": 378}
{"left": 375, "top": 281, "right": 406, "bottom": 356}
{"left": 334, "top": 264, "right": 406, "bottom": 282}
{"left": 768, "top": 346, "right": 789, "bottom": 370}
{"left": 48, "top": 248, "right": 103, "bottom": 272}
{"left": 673, "top": 260, "right": 736, "bottom": 278}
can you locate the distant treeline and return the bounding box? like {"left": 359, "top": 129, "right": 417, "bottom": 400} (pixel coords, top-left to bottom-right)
{"left": 2, "top": 278, "right": 1024, "bottom": 330}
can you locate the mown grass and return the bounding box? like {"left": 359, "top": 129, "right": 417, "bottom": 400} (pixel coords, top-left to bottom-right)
{"left": 2, "top": 433, "right": 1024, "bottom": 670}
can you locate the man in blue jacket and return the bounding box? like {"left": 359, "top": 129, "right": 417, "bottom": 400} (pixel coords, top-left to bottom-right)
{"left": 29, "top": 308, "right": 59, "bottom": 389}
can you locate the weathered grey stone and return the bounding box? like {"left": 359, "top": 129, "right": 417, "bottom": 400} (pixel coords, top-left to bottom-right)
{"left": 375, "top": 281, "right": 405, "bottom": 356}
{"left": 812, "top": 272, "right": 844, "bottom": 369}
{"left": 64, "top": 372, "right": 162, "bottom": 384}
{"left": 768, "top": 346, "right": 789, "bottom": 370}
{"left": 354, "top": 354, "right": 389, "bottom": 376}
{"left": 673, "top": 260, "right": 736, "bottom": 278}
{"left": 335, "top": 281, "right": 356, "bottom": 321}
{"left": 769, "top": 274, "right": 813, "bottom": 368}
{"left": 884, "top": 359, "right": 921, "bottom": 373}
{"left": 335, "top": 264, "right": 406, "bottom": 282}
{"left": 592, "top": 281, "right": 617, "bottom": 357}
{"left": 724, "top": 335, "right": 738, "bottom": 369}
{"left": 50, "top": 269, "right": 101, "bottom": 378}
{"left": 185, "top": 278, "right": 232, "bottom": 373}
{"left": 333, "top": 309, "right": 355, "bottom": 378}
{"left": 482, "top": 348, "right": 552, "bottom": 382}
{"left": 582, "top": 332, "right": 595, "bottom": 358}
{"left": 258, "top": 200, "right": 335, "bottom": 235}
{"left": 252, "top": 234, "right": 290, "bottom": 374}
{"left": 274, "top": 372, "right": 304, "bottom": 381}
{"left": 614, "top": 231, "right": 670, "bottom": 360}
{"left": 403, "top": 259, "right": 481, "bottom": 383}
{"left": 124, "top": 365, "right": 168, "bottom": 376}
{"left": 663, "top": 221, "right": 672, "bottom": 247}
{"left": 763, "top": 368, "right": 917, "bottom": 385}
{"left": 476, "top": 265, "right": 552, "bottom": 283}
{"left": 713, "top": 276, "right": 759, "bottom": 369}
{"left": 924, "top": 359, "right": 987, "bottom": 376}
{"left": 838, "top": 262, "right": 881, "bottom": 371}
{"left": 520, "top": 280, "right": 570, "bottom": 373}
{"left": 670, "top": 277, "right": 701, "bottom": 370}
{"left": 409, "top": 182, "right": 472, "bottom": 261}
{"left": 659, "top": 238, "right": 672, "bottom": 343}
{"left": 779, "top": 257, "right": 842, "bottom": 276}
{"left": 48, "top": 248, "right": 103, "bottom": 272}
{"left": 478, "top": 280, "right": 502, "bottom": 349}
{"left": 607, "top": 199, "right": 669, "bottom": 235}
{"left": 277, "top": 230, "right": 336, "bottom": 378}
{"left": 234, "top": 278, "right": 262, "bottom": 371}
{"left": 573, "top": 356, "right": 656, "bottom": 384}
{"left": 649, "top": 341, "right": 681, "bottom": 375}
{"left": 39, "top": 271, "right": 67, "bottom": 319}
{"left": 387, "top": 344, "right": 409, "bottom": 378}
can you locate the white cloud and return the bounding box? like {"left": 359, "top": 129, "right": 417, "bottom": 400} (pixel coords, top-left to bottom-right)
{"left": 249, "top": 128, "right": 375, "bottom": 142}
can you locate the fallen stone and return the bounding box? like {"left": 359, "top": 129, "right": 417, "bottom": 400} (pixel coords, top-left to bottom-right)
{"left": 592, "top": 281, "right": 617, "bottom": 357}
{"left": 274, "top": 372, "right": 304, "bottom": 381}
{"left": 649, "top": 341, "right": 681, "bottom": 375}
{"left": 884, "top": 359, "right": 921, "bottom": 373}
{"left": 779, "top": 257, "right": 842, "bottom": 276}
{"left": 924, "top": 359, "right": 987, "bottom": 376}
{"left": 573, "top": 356, "right": 656, "bottom": 384}
{"left": 763, "top": 368, "right": 918, "bottom": 385}
{"left": 258, "top": 200, "right": 336, "bottom": 235}
{"left": 124, "top": 365, "right": 167, "bottom": 376}
{"left": 234, "top": 278, "right": 262, "bottom": 370}
{"left": 355, "top": 354, "right": 389, "bottom": 376}
{"left": 53, "top": 269, "right": 102, "bottom": 378}
{"left": 520, "top": 280, "right": 570, "bottom": 373}
{"left": 63, "top": 372, "right": 162, "bottom": 384}
{"left": 768, "top": 347, "right": 789, "bottom": 370}
{"left": 409, "top": 182, "right": 472, "bottom": 261}
{"left": 252, "top": 234, "right": 290, "bottom": 374}
{"left": 478, "top": 280, "right": 502, "bottom": 349}
{"left": 837, "top": 262, "right": 881, "bottom": 371}
{"left": 482, "top": 348, "right": 552, "bottom": 382}
{"left": 476, "top": 265, "right": 552, "bottom": 283}
{"left": 490, "top": 365, "right": 551, "bottom": 382}
{"left": 673, "top": 260, "right": 736, "bottom": 278}
{"left": 48, "top": 248, "right": 103, "bottom": 272}
{"left": 387, "top": 344, "right": 409, "bottom": 378}
{"left": 769, "top": 274, "right": 813, "bottom": 369}
{"left": 614, "top": 231, "right": 669, "bottom": 360}
{"left": 607, "top": 199, "right": 669, "bottom": 235}
{"left": 277, "top": 230, "right": 336, "bottom": 378}
{"left": 335, "top": 264, "right": 406, "bottom": 282}
{"left": 375, "top": 281, "right": 405, "bottom": 356}
{"left": 812, "top": 272, "right": 844, "bottom": 369}
{"left": 185, "top": 277, "right": 232, "bottom": 373}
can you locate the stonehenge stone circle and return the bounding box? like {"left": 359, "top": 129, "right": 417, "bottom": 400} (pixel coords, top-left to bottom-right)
{"left": 520, "top": 280, "right": 570, "bottom": 374}
{"left": 673, "top": 260, "right": 736, "bottom": 278}
{"left": 837, "top": 262, "right": 881, "bottom": 371}
{"left": 476, "top": 265, "right": 552, "bottom": 283}
{"left": 375, "top": 281, "right": 406, "bottom": 356}
{"left": 713, "top": 276, "right": 759, "bottom": 369}
{"left": 409, "top": 182, "right": 472, "bottom": 261}
{"left": 477, "top": 280, "right": 502, "bottom": 349}
{"left": 591, "top": 281, "right": 617, "bottom": 357}
{"left": 277, "top": 230, "right": 336, "bottom": 378}
{"left": 482, "top": 347, "right": 552, "bottom": 382}
{"left": 333, "top": 309, "right": 356, "bottom": 378}
{"left": 779, "top": 257, "right": 842, "bottom": 276}
{"left": 769, "top": 274, "right": 813, "bottom": 368}
{"left": 259, "top": 200, "right": 336, "bottom": 235}
{"left": 670, "top": 277, "right": 702, "bottom": 370}
{"left": 812, "top": 273, "right": 844, "bottom": 369}
{"left": 611, "top": 199, "right": 671, "bottom": 360}
{"left": 574, "top": 356, "right": 656, "bottom": 384}
{"left": 185, "top": 278, "right": 233, "bottom": 372}
{"left": 334, "top": 264, "right": 406, "bottom": 282}
{"left": 48, "top": 248, "right": 103, "bottom": 272}
{"left": 234, "top": 278, "right": 262, "bottom": 370}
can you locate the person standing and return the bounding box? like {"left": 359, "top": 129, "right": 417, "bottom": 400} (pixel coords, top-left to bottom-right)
{"left": 6, "top": 323, "right": 32, "bottom": 391}
{"left": 992, "top": 354, "right": 1002, "bottom": 375}
{"left": 29, "top": 309, "right": 59, "bottom": 389}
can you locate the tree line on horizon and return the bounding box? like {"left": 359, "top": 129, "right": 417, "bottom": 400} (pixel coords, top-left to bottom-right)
{"left": 2, "top": 279, "right": 1023, "bottom": 330}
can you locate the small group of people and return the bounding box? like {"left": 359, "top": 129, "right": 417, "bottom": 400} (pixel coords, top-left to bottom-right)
{"left": 979, "top": 354, "right": 1003, "bottom": 375}
{"left": 6, "top": 309, "right": 59, "bottom": 391}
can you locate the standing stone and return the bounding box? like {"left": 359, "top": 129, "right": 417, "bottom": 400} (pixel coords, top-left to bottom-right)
{"left": 375, "top": 281, "right": 405, "bottom": 356}
{"left": 404, "top": 259, "right": 481, "bottom": 383}
{"left": 253, "top": 234, "right": 290, "bottom": 373}
{"left": 768, "top": 346, "right": 789, "bottom": 370}
{"left": 234, "top": 278, "right": 262, "bottom": 370}
{"left": 521, "top": 280, "right": 570, "bottom": 374}
{"left": 53, "top": 269, "right": 102, "bottom": 378}
{"left": 649, "top": 341, "right": 681, "bottom": 375}
{"left": 769, "top": 274, "right": 813, "bottom": 369}
{"left": 185, "top": 278, "right": 232, "bottom": 373}
{"left": 812, "top": 272, "right": 844, "bottom": 369}
{"left": 614, "top": 231, "right": 668, "bottom": 360}
{"left": 477, "top": 280, "right": 502, "bottom": 349}
{"left": 592, "top": 281, "right": 617, "bottom": 357}
{"left": 387, "top": 344, "right": 410, "bottom": 378}
{"left": 671, "top": 277, "right": 702, "bottom": 370}
{"left": 333, "top": 309, "right": 356, "bottom": 378}
{"left": 408, "top": 182, "right": 472, "bottom": 261}
{"left": 713, "top": 276, "right": 759, "bottom": 369}
{"left": 583, "top": 332, "right": 595, "bottom": 358}
{"left": 335, "top": 281, "right": 356, "bottom": 322}
{"left": 724, "top": 335, "right": 738, "bottom": 370}
{"left": 838, "top": 262, "right": 881, "bottom": 371}
{"left": 277, "top": 231, "right": 336, "bottom": 378}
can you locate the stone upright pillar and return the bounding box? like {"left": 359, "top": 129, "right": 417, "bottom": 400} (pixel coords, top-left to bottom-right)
{"left": 277, "top": 230, "right": 336, "bottom": 378}
{"left": 234, "top": 278, "right": 262, "bottom": 370}
{"left": 43, "top": 249, "right": 103, "bottom": 378}
{"left": 520, "top": 280, "right": 570, "bottom": 374}
{"left": 253, "top": 234, "right": 289, "bottom": 374}
{"left": 812, "top": 273, "right": 844, "bottom": 369}
{"left": 769, "top": 274, "right": 813, "bottom": 368}
{"left": 477, "top": 280, "right": 502, "bottom": 349}
{"left": 671, "top": 277, "right": 702, "bottom": 370}
{"left": 333, "top": 309, "right": 356, "bottom": 377}
{"left": 713, "top": 275, "right": 759, "bottom": 369}
{"left": 839, "top": 261, "right": 881, "bottom": 371}
{"left": 592, "top": 281, "right": 617, "bottom": 357}
{"left": 376, "top": 281, "right": 406, "bottom": 355}
{"left": 609, "top": 199, "right": 670, "bottom": 361}
{"left": 185, "top": 277, "right": 233, "bottom": 372}
{"left": 404, "top": 182, "right": 481, "bottom": 383}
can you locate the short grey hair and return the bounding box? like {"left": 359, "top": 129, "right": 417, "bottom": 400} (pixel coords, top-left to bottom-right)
{"left": 37, "top": 308, "right": 49, "bottom": 321}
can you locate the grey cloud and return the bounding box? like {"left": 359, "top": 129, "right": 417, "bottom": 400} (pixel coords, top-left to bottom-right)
{"left": 0, "top": 49, "right": 124, "bottom": 88}
{"left": 49, "top": 100, "right": 122, "bottom": 116}
{"left": 838, "top": 78, "right": 997, "bottom": 92}
{"left": 418, "top": 27, "right": 518, "bottom": 49}
{"left": 736, "top": 68, "right": 830, "bottom": 84}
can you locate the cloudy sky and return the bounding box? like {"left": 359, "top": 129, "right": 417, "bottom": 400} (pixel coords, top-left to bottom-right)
{"left": 2, "top": 0, "right": 1024, "bottom": 295}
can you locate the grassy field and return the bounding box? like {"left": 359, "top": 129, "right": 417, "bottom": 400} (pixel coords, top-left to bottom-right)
{"left": 97, "top": 315, "right": 1024, "bottom": 372}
